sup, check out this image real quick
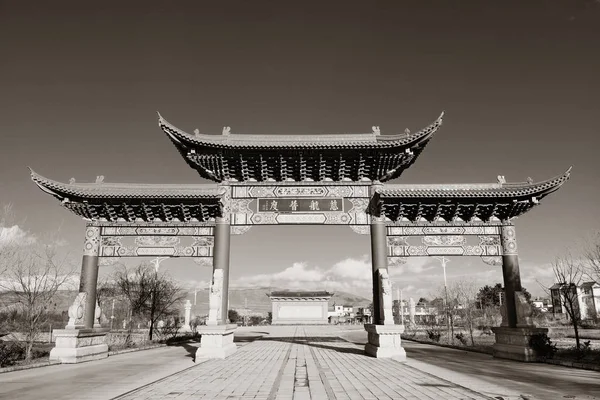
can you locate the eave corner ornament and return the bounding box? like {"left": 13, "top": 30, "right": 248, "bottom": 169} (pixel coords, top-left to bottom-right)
{"left": 349, "top": 225, "right": 370, "bottom": 235}
{"left": 481, "top": 256, "right": 502, "bottom": 266}
{"left": 193, "top": 257, "right": 213, "bottom": 267}
{"left": 231, "top": 226, "right": 252, "bottom": 235}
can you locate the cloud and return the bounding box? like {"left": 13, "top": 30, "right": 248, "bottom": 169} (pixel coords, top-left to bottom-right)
{"left": 232, "top": 262, "right": 326, "bottom": 290}
{"left": 231, "top": 256, "right": 436, "bottom": 299}
{"left": 0, "top": 225, "right": 36, "bottom": 247}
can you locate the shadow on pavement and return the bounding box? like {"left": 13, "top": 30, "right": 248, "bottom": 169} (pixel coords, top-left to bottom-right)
{"left": 166, "top": 340, "right": 198, "bottom": 362}
{"left": 259, "top": 336, "right": 366, "bottom": 356}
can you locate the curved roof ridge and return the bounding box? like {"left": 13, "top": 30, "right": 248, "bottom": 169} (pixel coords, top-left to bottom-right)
{"left": 376, "top": 111, "right": 444, "bottom": 144}
{"left": 375, "top": 167, "right": 571, "bottom": 198}
{"left": 157, "top": 111, "right": 445, "bottom": 147}
{"left": 29, "top": 168, "right": 221, "bottom": 200}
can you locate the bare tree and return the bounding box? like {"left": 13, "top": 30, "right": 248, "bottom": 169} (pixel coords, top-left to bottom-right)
{"left": 0, "top": 242, "right": 76, "bottom": 360}
{"left": 0, "top": 204, "right": 19, "bottom": 277}
{"left": 451, "top": 279, "right": 479, "bottom": 346}
{"left": 583, "top": 231, "right": 600, "bottom": 282}
{"left": 551, "top": 251, "right": 585, "bottom": 350}
{"left": 113, "top": 263, "right": 186, "bottom": 341}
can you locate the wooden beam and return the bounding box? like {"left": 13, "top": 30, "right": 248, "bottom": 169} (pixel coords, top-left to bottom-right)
{"left": 279, "top": 154, "right": 288, "bottom": 181}
{"left": 299, "top": 152, "right": 307, "bottom": 180}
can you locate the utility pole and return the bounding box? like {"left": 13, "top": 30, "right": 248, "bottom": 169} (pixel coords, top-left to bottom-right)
{"left": 244, "top": 297, "right": 248, "bottom": 326}
{"left": 434, "top": 256, "right": 452, "bottom": 344}
{"left": 399, "top": 288, "right": 404, "bottom": 325}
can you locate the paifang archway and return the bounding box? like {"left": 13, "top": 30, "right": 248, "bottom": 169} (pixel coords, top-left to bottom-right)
{"left": 31, "top": 111, "right": 571, "bottom": 362}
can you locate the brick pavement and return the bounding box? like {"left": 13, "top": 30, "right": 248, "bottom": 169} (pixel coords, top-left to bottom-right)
{"left": 116, "top": 326, "right": 492, "bottom": 400}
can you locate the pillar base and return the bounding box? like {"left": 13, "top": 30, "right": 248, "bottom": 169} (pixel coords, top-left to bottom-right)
{"left": 492, "top": 326, "right": 548, "bottom": 362}
{"left": 49, "top": 328, "right": 109, "bottom": 364}
{"left": 196, "top": 324, "right": 237, "bottom": 359}
{"left": 364, "top": 324, "right": 406, "bottom": 361}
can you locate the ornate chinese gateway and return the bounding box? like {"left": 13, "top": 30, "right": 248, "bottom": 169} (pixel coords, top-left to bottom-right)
{"left": 31, "top": 111, "right": 571, "bottom": 362}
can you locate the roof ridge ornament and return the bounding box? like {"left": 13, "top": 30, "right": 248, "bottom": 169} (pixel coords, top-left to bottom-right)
{"left": 222, "top": 126, "right": 231, "bottom": 136}
{"left": 497, "top": 175, "right": 506, "bottom": 185}
{"left": 69, "top": 178, "right": 76, "bottom": 184}
{"left": 95, "top": 175, "right": 104, "bottom": 184}
{"left": 372, "top": 126, "right": 380, "bottom": 135}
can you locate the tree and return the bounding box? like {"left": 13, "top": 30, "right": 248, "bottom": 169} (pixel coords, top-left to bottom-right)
{"left": 228, "top": 309, "right": 240, "bottom": 324}
{"left": 0, "top": 241, "right": 76, "bottom": 360}
{"left": 113, "top": 263, "right": 186, "bottom": 341}
{"left": 477, "top": 283, "right": 533, "bottom": 309}
{"left": 0, "top": 204, "right": 19, "bottom": 277}
{"left": 477, "top": 284, "right": 504, "bottom": 309}
{"left": 583, "top": 231, "right": 600, "bottom": 282}
{"left": 451, "top": 279, "right": 479, "bottom": 346}
{"left": 550, "top": 252, "right": 585, "bottom": 349}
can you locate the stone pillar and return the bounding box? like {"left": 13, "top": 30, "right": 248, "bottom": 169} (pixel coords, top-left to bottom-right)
{"left": 370, "top": 216, "right": 387, "bottom": 324}
{"left": 214, "top": 219, "right": 231, "bottom": 324}
{"left": 197, "top": 183, "right": 237, "bottom": 359}
{"left": 500, "top": 224, "right": 521, "bottom": 328}
{"left": 81, "top": 225, "right": 101, "bottom": 329}
{"left": 492, "top": 223, "right": 548, "bottom": 362}
{"left": 50, "top": 224, "right": 108, "bottom": 364}
{"left": 364, "top": 183, "right": 405, "bottom": 360}
{"left": 181, "top": 300, "right": 192, "bottom": 332}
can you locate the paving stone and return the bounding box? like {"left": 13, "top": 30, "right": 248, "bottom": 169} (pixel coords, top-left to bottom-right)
{"left": 115, "top": 326, "right": 496, "bottom": 400}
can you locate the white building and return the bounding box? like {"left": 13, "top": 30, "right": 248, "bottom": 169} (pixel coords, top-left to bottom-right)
{"left": 269, "top": 291, "right": 333, "bottom": 325}
{"left": 551, "top": 282, "right": 600, "bottom": 320}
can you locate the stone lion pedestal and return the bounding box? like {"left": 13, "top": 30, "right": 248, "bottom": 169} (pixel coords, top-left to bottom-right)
{"left": 492, "top": 291, "right": 548, "bottom": 362}
{"left": 196, "top": 324, "right": 237, "bottom": 359}
{"left": 49, "top": 292, "right": 109, "bottom": 364}
{"left": 50, "top": 328, "right": 110, "bottom": 364}
{"left": 491, "top": 326, "right": 548, "bottom": 362}
{"left": 364, "top": 324, "right": 406, "bottom": 361}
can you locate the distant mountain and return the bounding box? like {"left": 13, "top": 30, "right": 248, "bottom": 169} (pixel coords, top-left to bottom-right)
{"left": 1, "top": 287, "right": 371, "bottom": 318}
{"left": 181, "top": 287, "right": 371, "bottom": 317}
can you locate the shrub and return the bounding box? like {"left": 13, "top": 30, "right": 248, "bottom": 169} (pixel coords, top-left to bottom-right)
{"left": 0, "top": 342, "right": 25, "bottom": 367}
{"left": 30, "top": 347, "right": 50, "bottom": 360}
{"left": 455, "top": 332, "right": 468, "bottom": 346}
{"left": 575, "top": 340, "right": 592, "bottom": 360}
{"left": 529, "top": 333, "right": 557, "bottom": 359}
{"left": 426, "top": 329, "right": 441, "bottom": 342}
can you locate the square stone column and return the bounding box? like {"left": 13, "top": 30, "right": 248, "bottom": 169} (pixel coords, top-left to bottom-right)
{"left": 492, "top": 224, "right": 547, "bottom": 362}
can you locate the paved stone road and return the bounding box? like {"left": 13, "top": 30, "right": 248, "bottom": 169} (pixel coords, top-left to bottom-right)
{"left": 118, "top": 326, "right": 492, "bottom": 400}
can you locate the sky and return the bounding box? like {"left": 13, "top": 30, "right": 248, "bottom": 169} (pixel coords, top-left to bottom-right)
{"left": 0, "top": 0, "right": 599, "bottom": 302}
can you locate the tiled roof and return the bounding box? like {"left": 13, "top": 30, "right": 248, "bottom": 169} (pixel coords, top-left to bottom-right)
{"left": 158, "top": 112, "right": 444, "bottom": 150}
{"left": 269, "top": 291, "right": 334, "bottom": 298}
{"left": 29, "top": 168, "right": 221, "bottom": 201}
{"left": 375, "top": 168, "right": 572, "bottom": 199}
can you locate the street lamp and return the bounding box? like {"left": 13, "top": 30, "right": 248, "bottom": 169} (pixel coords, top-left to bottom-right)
{"left": 150, "top": 257, "right": 169, "bottom": 274}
